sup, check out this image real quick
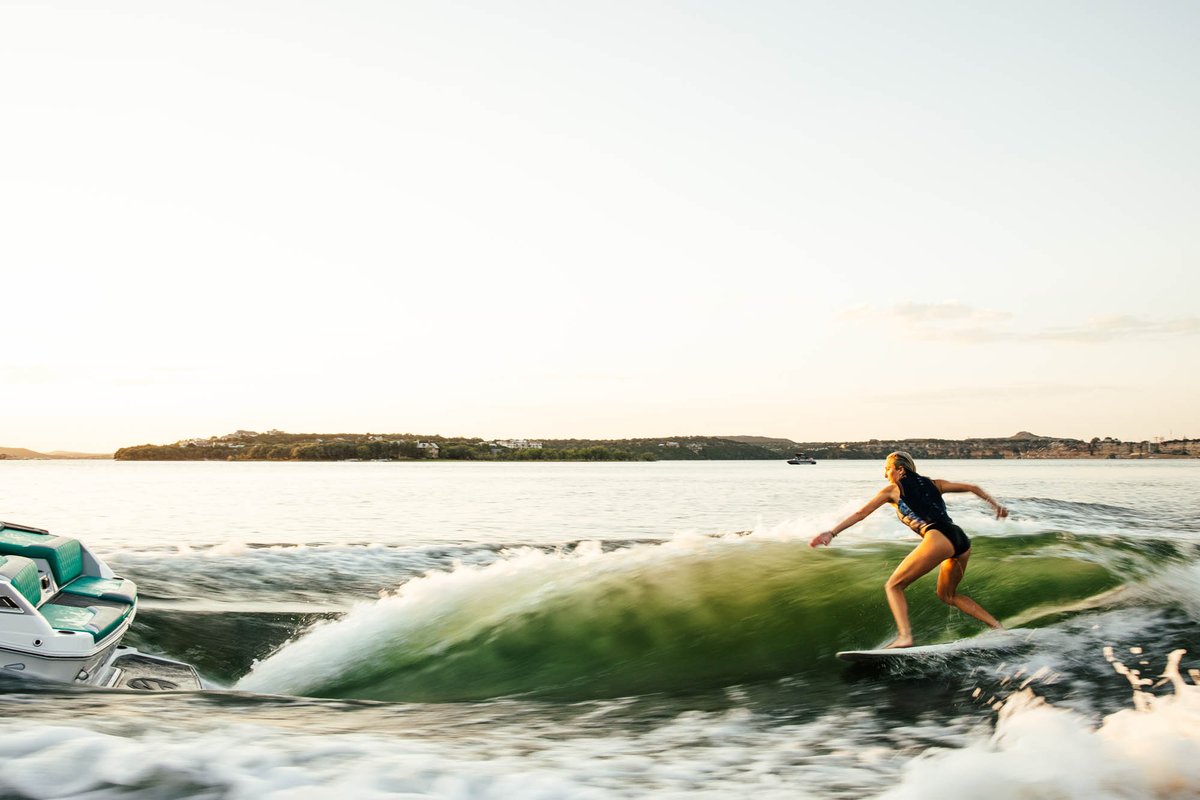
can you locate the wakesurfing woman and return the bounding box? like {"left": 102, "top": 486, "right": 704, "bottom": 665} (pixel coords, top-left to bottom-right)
{"left": 809, "top": 451, "right": 1008, "bottom": 648}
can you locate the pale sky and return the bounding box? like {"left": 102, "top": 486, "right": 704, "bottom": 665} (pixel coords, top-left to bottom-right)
{"left": 3, "top": 1, "right": 1197, "bottom": 453}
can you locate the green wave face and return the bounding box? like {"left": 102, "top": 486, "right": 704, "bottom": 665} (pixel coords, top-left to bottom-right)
{"left": 235, "top": 534, "right": 1131, "bottom": 703}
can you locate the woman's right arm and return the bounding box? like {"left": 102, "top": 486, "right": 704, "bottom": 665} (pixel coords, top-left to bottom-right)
{"left": 809, "top": 487, "right": 895, "bottom": 548}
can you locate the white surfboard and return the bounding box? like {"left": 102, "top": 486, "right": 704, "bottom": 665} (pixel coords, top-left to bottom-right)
{"left": 836, "top": 628, "right": 1031, "bottom": 663}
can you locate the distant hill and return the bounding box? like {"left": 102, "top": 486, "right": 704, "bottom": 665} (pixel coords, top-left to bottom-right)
{"left": 115, "top": 432, "right": 785, "bottom": 462}
{"left": 0, "top": 447, "right": 52, "bottom": 459}
{"left": 0, "top": 447, "right": 111, "bottom": 460}
{"left": 722, "top": 435, "right": 803, "bottom": 449}
{"left": 111, "top": 430, "right": 1200, "bottom": 462}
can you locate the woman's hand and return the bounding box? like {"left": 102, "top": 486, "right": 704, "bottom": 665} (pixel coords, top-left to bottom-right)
{"left": 809, "top": 531, "right": 835, "bottom": 548}
{"left": 995, "top": 504, "right": 1009, "bottom": 520}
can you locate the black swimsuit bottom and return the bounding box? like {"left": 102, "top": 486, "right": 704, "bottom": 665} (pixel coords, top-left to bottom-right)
{"left": 928, "top": 524, "right": 971, "bottom": 558}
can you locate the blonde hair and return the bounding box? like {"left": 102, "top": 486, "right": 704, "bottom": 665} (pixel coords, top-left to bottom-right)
{"left": 886, "top": 451, "right": 918, "bottom": 475}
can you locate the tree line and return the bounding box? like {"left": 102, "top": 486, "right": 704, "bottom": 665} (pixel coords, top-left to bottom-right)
{"left": 113, "top": 432, "right": 1198, "bottom": 462}
{"left": 114, "top": 433, "right": 789, "bottom": 462}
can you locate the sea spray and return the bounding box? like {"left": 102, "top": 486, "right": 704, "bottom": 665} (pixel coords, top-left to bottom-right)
{"left": 882, "top": 649, "right": 1200, "bottom": 800}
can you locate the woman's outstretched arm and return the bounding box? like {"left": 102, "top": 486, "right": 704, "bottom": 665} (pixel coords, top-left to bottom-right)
{"left": 935, "top": 480, "right": 1008, "bottom": 519}
{"left": 809, "top": 487, "right": 895, "bottom": 547}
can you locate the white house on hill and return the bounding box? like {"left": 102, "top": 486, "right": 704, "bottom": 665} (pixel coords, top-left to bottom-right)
{"left": 493, "top": 439, "right": 543, "bottom": 449}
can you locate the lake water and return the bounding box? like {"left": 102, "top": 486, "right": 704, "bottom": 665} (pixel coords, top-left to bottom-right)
{"left": 2, "top": 459, "right": 1198, "bottom": 798}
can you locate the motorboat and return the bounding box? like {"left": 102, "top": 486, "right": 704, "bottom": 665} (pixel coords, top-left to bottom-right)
{"left": 0, "top": 520, "right": 202, "bottom": 690}
{"left": 787, "top": 453, "right": 817, "bottom": 465}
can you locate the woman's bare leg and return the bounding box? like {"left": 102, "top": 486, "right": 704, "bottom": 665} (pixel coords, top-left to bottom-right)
{"left": 883, "top": 534, "right": 955, "bottom": 648}
{"left": 935, "top": 551, "right": 1003, "bottom": 629}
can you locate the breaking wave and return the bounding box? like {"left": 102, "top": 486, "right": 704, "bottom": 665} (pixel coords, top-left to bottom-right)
{"left": 233, "top": 528, "right": 1188, "bottom": 702}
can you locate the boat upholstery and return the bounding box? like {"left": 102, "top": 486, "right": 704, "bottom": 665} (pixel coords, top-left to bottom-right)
{"left": 0, "top": 527, "right": 136, "bottom": 643}
{"left": 39, "top": 594, "right": 133, "bottom": 643}
{"left": 60, "top": 576, "right": 138, "bottom": 605}
{"left": 0, "top": 526, "right": 84, "bottom": 586}
{"left": 0, "top": 555, "right": 42, "bottom": 607}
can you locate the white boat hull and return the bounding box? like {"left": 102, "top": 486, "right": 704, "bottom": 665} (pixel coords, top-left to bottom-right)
{"left": 1, "top": 640, "right": 203, "bottom": 690}
{"left": 1, "top": 636, "right": 124, "bottom": 684}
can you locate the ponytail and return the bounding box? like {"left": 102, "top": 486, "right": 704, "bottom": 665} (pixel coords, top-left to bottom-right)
{"left": 886, "top": 451, "right": 918, "bottom": 475}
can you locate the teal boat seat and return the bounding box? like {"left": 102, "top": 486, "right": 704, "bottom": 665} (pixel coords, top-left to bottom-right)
{"left": 61, "top": 576, "right": 137, "bottom": 605}
{"left": 40, "top": 595, "right": 133, "bottom": 643}
{"left": 0, "top": 525, "right": 84, "bottom": 586}
{"left": 0, "top": 555, "right": 42, "bottom": 607}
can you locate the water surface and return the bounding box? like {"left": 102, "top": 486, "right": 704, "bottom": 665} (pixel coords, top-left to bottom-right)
{"left": 2, "top": 459, "right": 1197, "bottom": 797}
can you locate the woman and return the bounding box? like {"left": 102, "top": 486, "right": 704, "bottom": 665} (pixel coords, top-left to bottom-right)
{"left": 808, "top": 451, "right": 1007, "bottom": 648}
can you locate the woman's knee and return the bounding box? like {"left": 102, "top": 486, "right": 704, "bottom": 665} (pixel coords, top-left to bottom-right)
{"left": 885, "top": 575, "right": 909, "bottom": 593}
{"left": 936, "top": 586, "right": 957, "bottom": 604}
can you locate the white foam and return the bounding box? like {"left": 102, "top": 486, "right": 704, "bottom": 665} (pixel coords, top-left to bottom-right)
{"left": 882, "top": 649, "right": 1200, "bottom": 800}
{"left": 1123, "top": 562, "right": 1200, "bottom": 623}
{"left": 0, "top": 708, "right": 896, "bottom": 799}
{"left": 6, "top": 652, "right": 1197, "bottom": 799}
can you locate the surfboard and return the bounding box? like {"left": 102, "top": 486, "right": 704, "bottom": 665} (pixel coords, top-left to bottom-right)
{"left": 836, "top": 629, "right": 1031, "bottom": 663}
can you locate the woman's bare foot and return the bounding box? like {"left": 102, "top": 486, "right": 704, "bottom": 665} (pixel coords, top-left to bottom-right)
{"left": 884, "top": 636, "right": 914, "bottom": 649}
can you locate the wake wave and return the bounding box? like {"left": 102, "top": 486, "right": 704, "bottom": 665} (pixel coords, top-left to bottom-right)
{"left": 233, "top": 530, "right": 1163, "bottom": 702}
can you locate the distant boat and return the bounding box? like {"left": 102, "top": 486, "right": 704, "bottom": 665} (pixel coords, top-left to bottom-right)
{"left": 787, "top": 453, "right": 816, "bottom": 465}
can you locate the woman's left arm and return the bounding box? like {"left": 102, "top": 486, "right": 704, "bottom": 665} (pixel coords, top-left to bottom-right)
{"left": 935, "top": 480, "right": 1008, "bottom": 519}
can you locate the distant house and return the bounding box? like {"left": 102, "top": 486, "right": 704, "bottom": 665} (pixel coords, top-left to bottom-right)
{"left": 416, "top": 441, "right": 440, "bottom": 458}
{"left": 494, "top": 439, "right": 543, "bottom": 450}
{"left": 215, "top": 430, "right": 258, "bottom": 443}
